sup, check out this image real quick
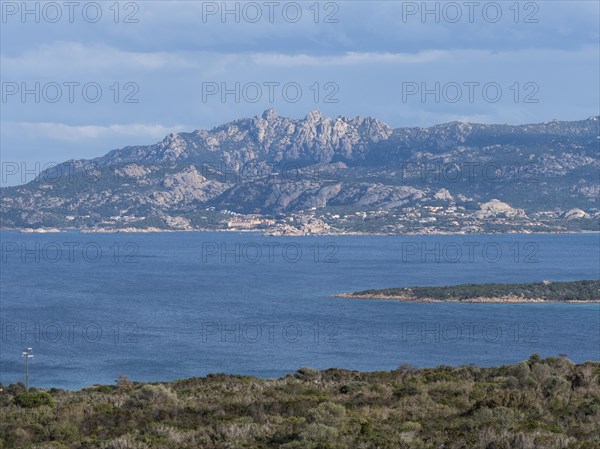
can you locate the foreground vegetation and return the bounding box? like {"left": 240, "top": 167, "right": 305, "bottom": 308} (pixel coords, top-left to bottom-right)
{"left": 1, "top": 356, "right": 600, "bottom": 448}
{"left": 344, "top": 280, "right": 600, "bottom": 302}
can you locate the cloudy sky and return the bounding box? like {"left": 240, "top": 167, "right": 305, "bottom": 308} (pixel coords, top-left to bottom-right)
{"left": 1, "top": 1, "right": 599, "bottom": 185}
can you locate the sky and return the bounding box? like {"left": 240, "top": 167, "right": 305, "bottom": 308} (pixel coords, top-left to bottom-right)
{"left": 1, "top": 0, "right": 599, "bottom": 186}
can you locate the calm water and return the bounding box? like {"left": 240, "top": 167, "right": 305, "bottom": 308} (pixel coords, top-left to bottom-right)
{"left": 1, "top": 231, "right": 599, "bottom": 390}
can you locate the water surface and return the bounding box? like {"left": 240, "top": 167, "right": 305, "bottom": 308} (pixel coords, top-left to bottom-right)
{"left": 1, "top": 231, "right": 598, "bottom": 389}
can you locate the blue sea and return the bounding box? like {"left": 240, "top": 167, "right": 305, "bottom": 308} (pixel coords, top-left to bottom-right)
{"left": 1, "top": 231, "right": 599, "bottom": 390}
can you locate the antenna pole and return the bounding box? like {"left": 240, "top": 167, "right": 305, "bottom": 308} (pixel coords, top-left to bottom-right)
{"left": 22, "top": 348, "right": 33, "bottom": 390}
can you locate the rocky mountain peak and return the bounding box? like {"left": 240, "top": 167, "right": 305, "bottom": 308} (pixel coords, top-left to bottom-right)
{"left": 305, "top": 110, "right": 323, "bottom": 123}
{"left": 262, "top": 108, "right": 279, "bottom": 121}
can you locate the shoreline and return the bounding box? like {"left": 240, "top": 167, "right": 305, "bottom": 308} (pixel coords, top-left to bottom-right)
{"left": 7, "top": 357, "right": 599, "bottom": 392}
{"left": 2, "top": 227, "right": 599, "bottom": 237}
{"left": 336, "top": 293, "right": 600, "bottom": 303}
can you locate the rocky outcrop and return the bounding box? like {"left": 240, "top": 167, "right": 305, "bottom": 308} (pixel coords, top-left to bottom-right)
{"left": 475, "top": 199, "right": 526, "bottom": 219}
{"left": 434, "top": 188, "right": 454, "bottom": 201}
{"left": 563, "top": 208, "right": 590, "bottom": 220}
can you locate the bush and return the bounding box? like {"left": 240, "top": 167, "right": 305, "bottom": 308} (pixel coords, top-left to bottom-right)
{"left": 393, "top": 383, "right": 421, "bottom": 398}
{"left": 94, "top": 385, "right": 116, "bottom": 394}
{"left": 300, "top": 423, "right": 339, "bottom": 442}
{"left": 309, "top": 402, "right": 346, "bottom": 427}
{"left": 13, "top": 391, "right": 55, "bottom": 408}
{"left": 399, "top": 421, "right": 422, "bottom": 432}
{"left": 124, "top": 384, "right": 177, "bottom": 409}
{"left": 102, "top": 435, "right": 146, "bottom": 449}
{"left": 115, "top": 375, "right": 134, "bottom": 391}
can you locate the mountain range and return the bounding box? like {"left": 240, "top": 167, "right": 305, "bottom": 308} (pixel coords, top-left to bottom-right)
{"left": 2, "top": 110, "right": 599, "bottom": 234}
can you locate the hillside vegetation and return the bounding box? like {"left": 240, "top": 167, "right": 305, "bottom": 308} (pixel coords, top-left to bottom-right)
{"left": 347, "top": 280, "right": 600, "bottom": 302}
{"left": 1, "top": 356, "right": 600, "bottom": 448}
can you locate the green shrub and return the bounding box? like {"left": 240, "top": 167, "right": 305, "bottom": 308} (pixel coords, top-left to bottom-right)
{"left": 393, "top": 383, "right": 421, "bottom": 398}
{"left": 309, "top": 402, "right": 346, "bottom": 427}
{"left": 399, "top": 421, "right": 422, "bottom": 432}
{"left": 13, "top": 391, "right": 55, "bottom": 408}
{"left": 300, "top": 423, "right": 338, "bottom": 442}
{"left": 95, "top": 385, "right": 116, "bottom": 394}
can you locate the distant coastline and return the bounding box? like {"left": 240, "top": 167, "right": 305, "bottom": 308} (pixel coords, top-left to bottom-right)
{"left": 338, "top": 280, "right": 600, "bottom": 303}
{"left": 3, "top": 227, "right": 600, "bottom": 237}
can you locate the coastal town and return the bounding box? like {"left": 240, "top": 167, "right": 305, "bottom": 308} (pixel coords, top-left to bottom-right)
{"left": 228, "top": 202, "right": 598, "bottom": 236}
{"left": 18, "top": 199, "right": 599, "bottom": 236}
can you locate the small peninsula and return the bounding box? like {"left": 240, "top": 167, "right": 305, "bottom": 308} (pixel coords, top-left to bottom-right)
{"left": 338, "top": 280, "right": 600, "bottom": 303}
